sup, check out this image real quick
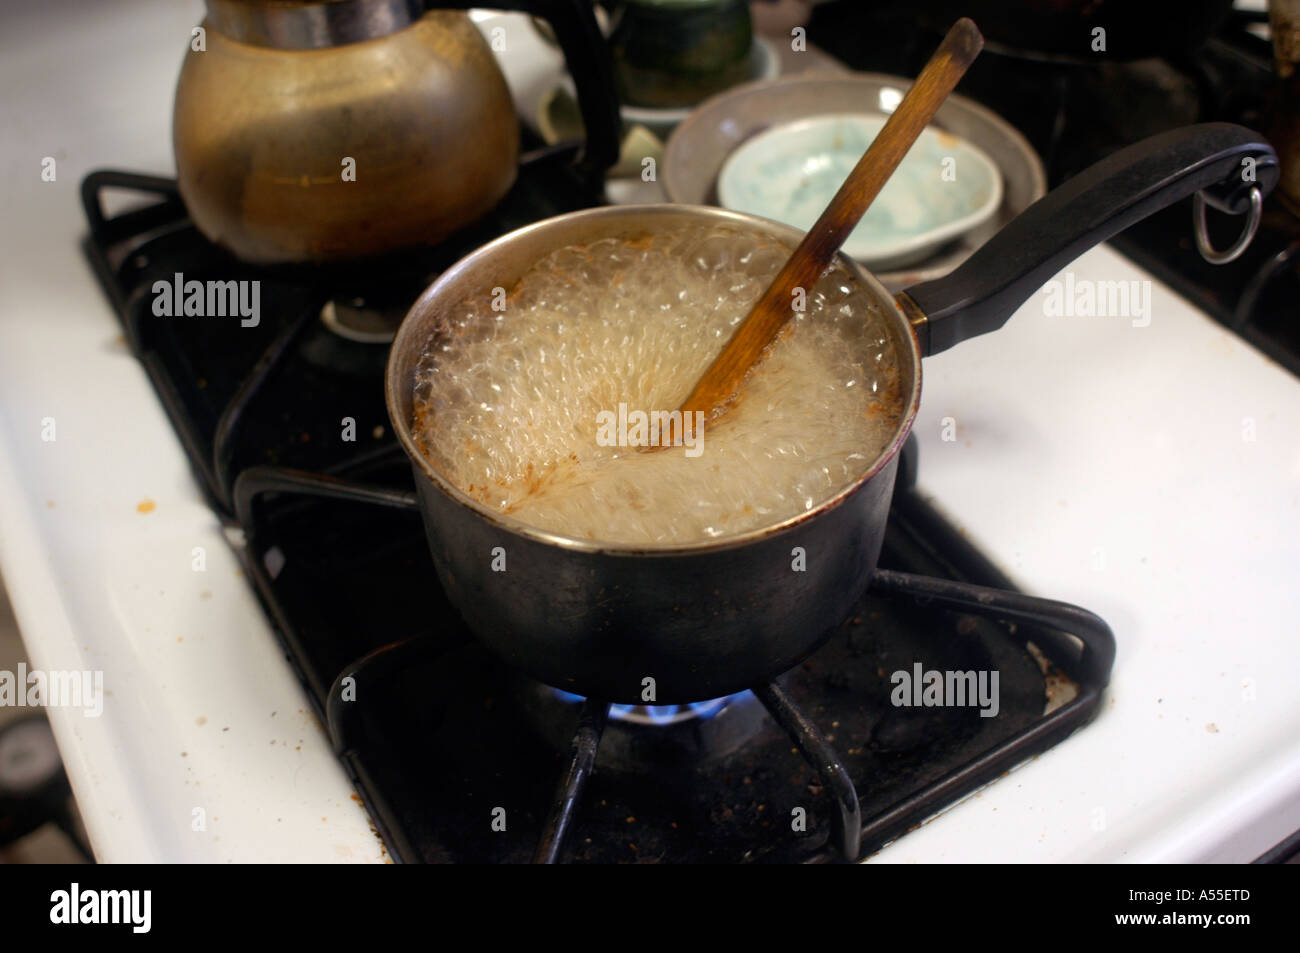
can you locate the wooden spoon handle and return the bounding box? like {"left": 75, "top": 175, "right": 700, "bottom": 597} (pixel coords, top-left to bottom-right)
{"left": 680, "top": 18, "right": 984, "bottom": 420}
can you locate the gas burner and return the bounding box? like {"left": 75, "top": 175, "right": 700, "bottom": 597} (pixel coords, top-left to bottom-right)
{"left": 606, "top": 700, "right": 732, "bottom": 725}
{"left": 319, "top": 296, "right": 405, "bottom": 344}
{"left": 524, "top": 685, "right": 770, "bottom": 773}
{"left": 298, "top": 315, "right": 393, "bottom": 379}
{"left": 553, "top": 690, "right": 742, "bottom": 726}
{"left": 243, "top": 455, "right": 1112, "bottom": 863}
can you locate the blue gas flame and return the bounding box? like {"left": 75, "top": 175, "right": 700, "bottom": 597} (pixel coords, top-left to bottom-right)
{"left": 551, "top": 688, "right": 751, "bottom": 725}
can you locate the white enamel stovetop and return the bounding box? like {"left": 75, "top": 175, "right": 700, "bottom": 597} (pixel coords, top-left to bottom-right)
{"left": 1, "top": 1, "right": 1298, "bottom": 863}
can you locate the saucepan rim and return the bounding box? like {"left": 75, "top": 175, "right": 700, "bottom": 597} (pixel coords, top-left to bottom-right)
{"left": 384, "top": 203, "right": 923, "bottom": 557}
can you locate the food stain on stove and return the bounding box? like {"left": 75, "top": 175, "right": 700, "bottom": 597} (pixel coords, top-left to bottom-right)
{"left": 136, "top": 498, "right": 155, "bottom": 514}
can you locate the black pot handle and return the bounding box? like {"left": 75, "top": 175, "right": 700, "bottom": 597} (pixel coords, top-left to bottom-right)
{"left": 438, "top": 0, "right": 622, "bottom": 184}
{"left": 899, "top": 123, "right": 1279, "bottom": 357}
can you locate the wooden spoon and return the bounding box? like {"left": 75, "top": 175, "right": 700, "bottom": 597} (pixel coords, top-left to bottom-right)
{"left": 676, "top": 18, "right": 984, "bottom": 436}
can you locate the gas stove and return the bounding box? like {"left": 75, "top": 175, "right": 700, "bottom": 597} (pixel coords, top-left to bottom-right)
{"left": 79, "top": 166, "right": 1112, "bottom": 863}
{"left": 4, "top": 0, "right": 1298, "bottom": 866}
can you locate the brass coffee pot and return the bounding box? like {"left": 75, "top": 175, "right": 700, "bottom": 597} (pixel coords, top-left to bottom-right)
{"left": 173, "top": 0, "right": 617, "bottom": 266}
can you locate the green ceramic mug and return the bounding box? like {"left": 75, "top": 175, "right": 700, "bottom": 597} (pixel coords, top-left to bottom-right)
{"left": 606, "top": 0, "right": 754, "bottom": 109}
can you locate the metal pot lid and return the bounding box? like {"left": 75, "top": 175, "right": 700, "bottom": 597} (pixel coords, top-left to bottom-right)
{"left": 204, "top": 0, "right": 424, "bottom": 50}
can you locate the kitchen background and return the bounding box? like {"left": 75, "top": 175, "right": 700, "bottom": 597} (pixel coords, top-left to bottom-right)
{"left": 1, "top": 0, "right": 1298, "bottom": 864}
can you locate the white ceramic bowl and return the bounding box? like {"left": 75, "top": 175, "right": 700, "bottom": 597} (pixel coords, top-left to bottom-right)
{"left": 717, "top": 113, "right": 1004, "bottom": 269}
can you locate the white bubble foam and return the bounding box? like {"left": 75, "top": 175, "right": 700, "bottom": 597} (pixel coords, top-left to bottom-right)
{"left": 412, "top": 224, "right": 904, "bottom": 546}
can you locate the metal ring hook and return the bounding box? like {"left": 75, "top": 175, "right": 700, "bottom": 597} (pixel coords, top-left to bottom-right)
{"left": 1193, "top": 186, "right": 1262, "bottom": 265}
